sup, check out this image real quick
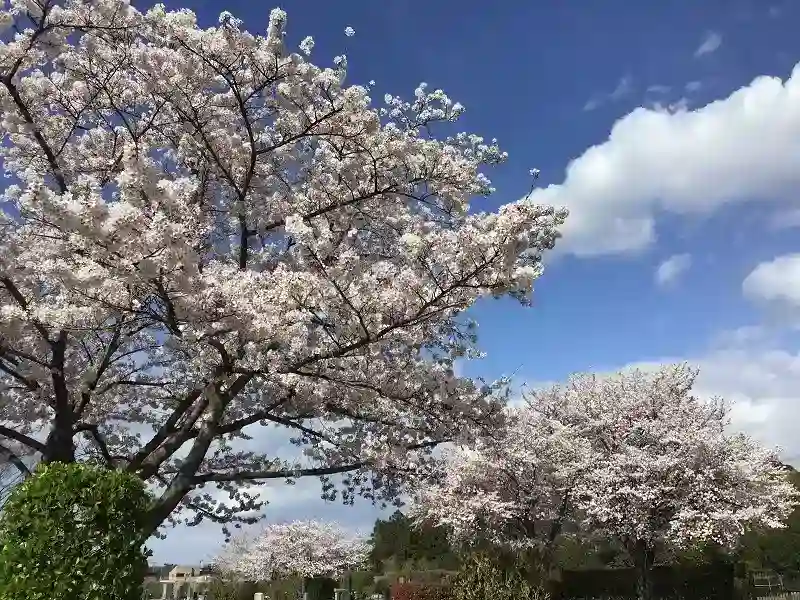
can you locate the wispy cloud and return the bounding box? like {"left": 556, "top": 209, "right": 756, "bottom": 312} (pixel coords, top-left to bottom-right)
{"left": 685, "top": 80, "right": 702, "bottom": 92}
{"left": 655, "top": 254, "right": 692, "bottom": 287}
{"left": 694, "top": 31, "right": 722, "bottom": 57}
{"left": 646, "top": 84, "right": 672, "bottom": 95}
{"left": 768, "top": 208, "right": 800, "bottom": 230}
{"left": 583, "top": 75, "right": 633, "bottom": 111}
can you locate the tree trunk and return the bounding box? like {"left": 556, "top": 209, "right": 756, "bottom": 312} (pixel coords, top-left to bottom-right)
{"left": 632, "top": 540, "right": 655, "bottom": 600}
{"left": 41, "top": 421, "right": 76, "bottom": 464}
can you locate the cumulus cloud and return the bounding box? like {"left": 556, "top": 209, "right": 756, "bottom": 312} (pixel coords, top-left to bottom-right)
{"left": 691, "top": 347, "right": 800, "bottom": 466}
{"left": 743, "top": 254, "right": 800, "bottom": 308}
{"left": 655, "top": 254, "right": 692, "bottom": 287}
{"left": 531, "top": 63, "right": 800, "bottom": 257}
{"left": 694, "top": 31, "right": 723, "bottom": 57}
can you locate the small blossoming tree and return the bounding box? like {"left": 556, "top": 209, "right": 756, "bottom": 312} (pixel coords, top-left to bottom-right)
{"left": 213, "top": 519, "right": 369, "bottom": 583}
{"left": 0, "top": 0, "right": 566, "bottom": 536}
{"left": 411, "top": 407, "right": 593, "bottom": 574}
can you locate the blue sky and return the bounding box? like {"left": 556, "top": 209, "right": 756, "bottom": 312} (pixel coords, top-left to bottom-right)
{"left": 122, "top": 0, "right": 800, "bottom": 564}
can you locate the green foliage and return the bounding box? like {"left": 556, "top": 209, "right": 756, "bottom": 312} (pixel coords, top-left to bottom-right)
{"left": 206, "top": 578, "right": 241, "bottom": 600}
{"left": 449, "top": 552, "right": 548, "bottom": 600}
{"left": 368, "top": 511, "right": 459, "bottom": 573}
{"left": 0, "top": 461, "right": 152, "bottom": 600}
{"left": 306, "top": 576, "right": 338, "bottom": 600}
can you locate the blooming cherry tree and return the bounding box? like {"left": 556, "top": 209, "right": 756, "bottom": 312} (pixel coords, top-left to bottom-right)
{"left": 411, "top": 406, "right": 593, "bottom": 572}
{"left": 213, "top": 519, "right": 369, "bottom": 581}
{"left": 416, "top": 364, "right": 800, "bottom": 599}
{"left": 0, "top": 0, "right": 566, "bottom": 535}
{"left": 528, "top": 364, "right": 800, "bottom": 600}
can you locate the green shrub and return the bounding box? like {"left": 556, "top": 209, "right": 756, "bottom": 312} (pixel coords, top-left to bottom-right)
{"left": 0, "top": 461, "right": 152, "bottom": 600}
{"left": 449, "top": 552, "right": 549, "bottom": 600}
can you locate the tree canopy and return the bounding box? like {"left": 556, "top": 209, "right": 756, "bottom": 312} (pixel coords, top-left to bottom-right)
{"left": 0, "top": 0, "right": 565, "bottom": 535}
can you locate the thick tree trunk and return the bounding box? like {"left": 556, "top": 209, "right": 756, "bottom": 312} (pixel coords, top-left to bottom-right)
{"left": 632, "top": 539, "right": 656, "bottom": 600}
{"left": 41, "top": 422, "right": 76, "bottom": 464}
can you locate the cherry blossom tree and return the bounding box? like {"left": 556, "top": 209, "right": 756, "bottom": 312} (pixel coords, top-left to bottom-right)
{"left": 0, "top": 0, "right": 567, "bottom": 536}
{"left": 528, "top": 364, "right": 800, "bottom": 600}
{"left": 410, "top": 406, "right": 593, "bottom": 574}
{"left": 213, "top": 519, "right": 369, "bottom": 582}
{"left": 416, "top": 364, "right": 800, "bottom": 600}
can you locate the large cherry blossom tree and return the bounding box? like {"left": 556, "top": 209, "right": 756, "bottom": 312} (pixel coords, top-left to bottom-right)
{"left": 213, "top": 519, "right": 369, "bottom": 582}
{"left": 0, "top": 0, "right": 566, "bottom": 536}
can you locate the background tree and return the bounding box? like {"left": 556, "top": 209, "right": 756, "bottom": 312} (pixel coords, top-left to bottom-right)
{"left": 736, "top": 464, "right": 800, "bottom": 579}
{"left": 213, "top": 519, "right": 369, "bottom": 582}
{"left": 0, "top": 0, "right": 566, "bottom": 537}
{"left": 527, "top": 364, "right": 800, "bottom": 600}
{"left": 410, "top": 401, "right": 594, "bottom": 576}
{"left": 369, "top": 510, "right": 459, "bottom": 573}
{"left": 449, "top": 552, "right": 548, "bottom": 600}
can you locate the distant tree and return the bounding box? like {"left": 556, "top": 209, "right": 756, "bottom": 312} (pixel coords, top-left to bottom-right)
{"left": 410, "top": 402, "right": 592, "bottom": 576}
{"left": 214, "top": 519, "right": 368, "bottom": 581}
{"left": 450, "top": 552, "right": 548, "bottom": 600}
{"left": 528, "top": 364, "right": 800, "bottom": 600}
{"left": 415, "top": 364, "right": 800, "bottom": 600}
{"left": 737, "top": 465, "right": 800, "bottom": 577}
{"left": 369, "top": 510, "right": 459, "bottom": 573}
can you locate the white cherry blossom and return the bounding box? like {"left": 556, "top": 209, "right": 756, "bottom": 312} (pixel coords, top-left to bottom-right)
{"left": 0, "top": 1, "right": 566, "bottom": 535}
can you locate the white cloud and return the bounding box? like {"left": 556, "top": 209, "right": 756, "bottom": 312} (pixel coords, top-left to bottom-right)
{"left": 742, "top": 254, "right": 800, "bottom": 326}
{"left": 685, "top": 80, "right": 703, "bottom": 93}
{"left": 655, "top": 254, "right": 692, "bottom": 287}
{"left": 694, "top": 31, "right": 723, "bottom": 57}
{"left": 743, "top": 254, "right": 800, "bottom": 307}
{"left": 583, "top": 75, "right": 633, "bottom": 111}
{"left": 531, "top": 62, "right": 800, "bottom": 256}
{"left": 692, "top": 348, "right": 800, "bottom": 465}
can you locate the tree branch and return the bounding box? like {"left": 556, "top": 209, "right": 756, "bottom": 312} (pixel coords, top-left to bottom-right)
{"left": 0, "top": 425, "right": 46, "bottom": 453}
{"left": 191, "top": 461, "right": 366, "bottom": 484}
{"left": 0, "top": 441, "right": 32, "bottom": 478}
